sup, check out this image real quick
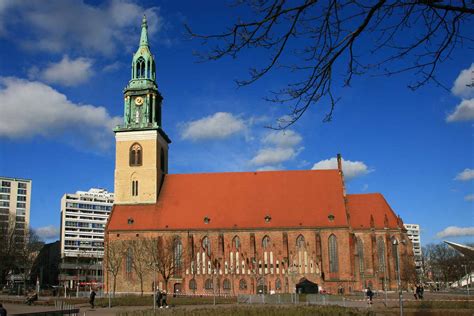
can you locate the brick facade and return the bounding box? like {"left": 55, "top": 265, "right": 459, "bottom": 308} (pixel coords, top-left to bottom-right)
{"left": 104, "top": 227, "right": 414, "bottom": 295}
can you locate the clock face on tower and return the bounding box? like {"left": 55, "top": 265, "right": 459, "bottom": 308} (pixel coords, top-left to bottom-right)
{"left": 135, "top": 97, "right": 144, "bottom": 106}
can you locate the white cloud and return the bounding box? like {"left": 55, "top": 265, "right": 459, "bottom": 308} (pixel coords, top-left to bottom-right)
{"left": 29, "top": 56, "right": 93, "bottom": 86}
{"left": 0, "top": 77, "right": 121, "bottom": 151}
{"left": 446, "top": 99, "right": 474, "bottom": 122}
{"left": 464, "top": 194, "right": 474, "bottom": 202}
{"left": 35, "top": 225, "right": 59, "bottom": 240}
{"left": 311, "top": 157, "right": 372, "bottom": 179}
{"left": 180, "top": 112, "right": 246, "bottom": 141}
{"left": 256, "top": 166, "right": 280, "bottom": 172}
{"left": 103, "top": 61, "right": 122, "bottom": 73}
{"left": 1, "top": 0, "right": 163, "bottom": 55}
{"left": 250, "top": 130, "right": 303, "bottom": 167}
{"left": 455, "top": 168, "right": 474, "bottom": 181}
{"left": 452, "top": 64, "right": 474, "bottom": 99}
{"left": 250, "top": 147, "right": 298, "bottom": 166}
{"left": 436, "top": 226, "right": 474, "bottom": 238}
{"left": 262, "top": 130, "right": 302, "bottom": 147}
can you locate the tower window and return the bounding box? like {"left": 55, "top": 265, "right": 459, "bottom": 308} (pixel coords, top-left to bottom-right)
{"left": 131, "top": 180, "right": 139, "bottom": 196}
{"left": 130, "top": 143, "right": 142, "bottom": 166}
{"left": 136, "top": 57, "right": 145, "bottom": 78}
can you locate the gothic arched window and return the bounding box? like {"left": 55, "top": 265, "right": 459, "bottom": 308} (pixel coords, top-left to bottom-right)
{"left": 328, "top": 234, "right": 338, "bottom": 273}
{"left": 174, "top": 236, "right": 183, "bottom": 275}
{"left": 152, "top": 60, "right": 156, "bottom": 79}
{"left": 202, "top": 236, "right": 211, "bottom": 256}
{"left": 262, "top": 235, "right": 270, "bottom": 250}
{"left": 136, "top": 57, "right": 145, "bottom": 78}
{"left": 189, "top": 279, "right": 197, "bottom": 290}
{"left": 296, "top": 235, "right": 306, "bottom": 249}
{"left": 275, "top": 278, "right": 282, "bottom": 290}
{"left": 205, "top": 278, "right": 213, "bottom": 290}
{"left": 377, "top": 237, "right": 386, "bottom": 272}
{"left": 146, "top": 59, "right": 151, "bottom": 78}
{"left": 130, "top": 143, "right": 142, "bottom": 166}
{"left": 239, "top": 279, "right": 247, "bottom": 290}
{"left": 223, "top": 278, "right": 231, "bottom": 290}
{"left": 126, "top": 248, "right": 133, "bottom": 273}
{"left": 232, "top": 236, "right": 240, "bottom": 250}
{"left": 357, "top": 237, "right": 364, "bottom": 273}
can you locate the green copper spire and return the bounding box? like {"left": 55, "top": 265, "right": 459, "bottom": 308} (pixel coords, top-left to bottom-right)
{"left": 116, "top": 14, "right": 168, "bottom": 135}
{"left": 139, "top": 15, "right": 149, "bottom": 47}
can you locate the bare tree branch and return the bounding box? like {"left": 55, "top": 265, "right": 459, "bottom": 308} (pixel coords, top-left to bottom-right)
{"left": 187, "top": 0, "right": 473, "bottom": 128}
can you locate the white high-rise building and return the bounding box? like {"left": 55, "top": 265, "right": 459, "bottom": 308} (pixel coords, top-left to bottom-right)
{"left": 0, "top": 176, "right": 32, "bottom": 243}
{"left": 404, "top": 223, "right": 423, "bottom": 273}
{"left": 59, "top": 188, "right": 114, "bottom": 289}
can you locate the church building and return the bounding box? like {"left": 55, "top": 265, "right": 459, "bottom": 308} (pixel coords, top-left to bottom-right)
{"left": 105, "top": 16, "right": 415, "bottom": 296}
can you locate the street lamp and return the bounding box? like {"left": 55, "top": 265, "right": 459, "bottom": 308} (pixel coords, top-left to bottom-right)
{"left": 462, "top": 264, "right": 470, "bottom": 299}
{"left": 393, "top": 239, "right": 404, "bottom": 316}
{"left": 148, "top": 262, "right": 157, "bottom": 311}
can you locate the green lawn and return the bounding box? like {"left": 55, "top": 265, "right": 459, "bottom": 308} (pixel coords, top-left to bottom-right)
{"left": 116, "top": 305, "right": 374, "bottom": 316}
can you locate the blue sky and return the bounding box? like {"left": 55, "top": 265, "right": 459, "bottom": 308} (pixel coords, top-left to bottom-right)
{"left": 0, "top": 0, "right": 472, "bottom": 245}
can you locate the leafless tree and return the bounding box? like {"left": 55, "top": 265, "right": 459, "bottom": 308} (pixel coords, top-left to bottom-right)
{"left": 105, "top": 240, "right": 125, "bottom": 297}
{"left": 187, "top": 1, "right": 473, "bottom": 128}
{"left": 16, "top": 229, "right": 43, "bottom": 292}
{"left": 126, "top": 239, "right": 149, "bottom": 296}
{"left": 145, "top": 235, "right": 183, "bottom": 293}
{"left": 0, "top": 218, "right": 16, "bottom": 284}
{"left": 423, "top": 242, "right": 471, "bottom": 287}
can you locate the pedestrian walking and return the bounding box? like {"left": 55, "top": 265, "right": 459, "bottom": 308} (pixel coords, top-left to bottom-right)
{"left": 416, "top": 284, "right": 424, "bottom": 300}
{"left": 156, "top": 289, "right": 162, "bottom": 308}
{"left": 412, "top": 284, "right": 418, "bottom": 300}
{"left": 161, "top": 290, "right": 168, "bottom": 308}
{"left": 366, "top": 287, "right": 374, "bottom": 305}
{"left": 89, "top": 289, "right": 96, "bottom": 309}
{"left": 0, "top": 303, "right": 7, "bottom": 316}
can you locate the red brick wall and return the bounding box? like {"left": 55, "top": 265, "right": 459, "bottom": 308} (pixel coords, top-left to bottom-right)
{"left": 104, "top": 228, "right": 414, "bottom": 295}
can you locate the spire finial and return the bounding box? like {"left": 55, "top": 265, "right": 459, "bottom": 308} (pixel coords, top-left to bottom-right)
{"left": 139, "top": 14, "right": 149, "bottom": 47}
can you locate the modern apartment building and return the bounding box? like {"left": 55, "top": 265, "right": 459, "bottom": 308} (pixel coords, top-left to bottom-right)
{"left": 0, "top": 176, "right": 31, "bottom": 243}
{"left": 59, "top": 188, "right": 114, "bottom": 289}
{"left": 404, "top": 223, "right": 423, "bottom": 274}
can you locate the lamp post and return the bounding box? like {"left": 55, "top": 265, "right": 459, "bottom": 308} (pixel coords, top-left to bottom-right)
{"left": 153, "top": 265, "right": 157, "bottom": 311}
{"left": 149, "top": 263, "right": 157, "bottom": 311}
{"left": 462, "top": 264, "right": 470, "bottom": 299}
{"left": 393, "top": 239, "right": 403, "bottom": 316}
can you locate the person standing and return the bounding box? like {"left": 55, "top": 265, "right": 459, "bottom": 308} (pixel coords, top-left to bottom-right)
{"left": 413, "top": 284, "right": 418, "bottom": 300}
{"left": 156, "top": 289, "right": 162, "bottom": 308}
{"left": 89, "top": 289, "right": 96, "bottom": 309}
{"left": 416, "top": 284, "right": 424, "bottom": 300}
{"left": 366, "top": 287, "right": 374, "bottom": 305}
{"left": 0, "top": 303, "right": 7, "bottom": 316}
{"left": 161, "top": 290, "right": 168, "bottom": 308}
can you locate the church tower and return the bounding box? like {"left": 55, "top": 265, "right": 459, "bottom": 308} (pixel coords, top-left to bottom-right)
{"left": 114, "top": 15, "right": 171, "bottom": 204}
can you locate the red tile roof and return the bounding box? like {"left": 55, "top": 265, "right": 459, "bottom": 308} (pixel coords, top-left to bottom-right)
{"left": 107, "top": 169, "right": 350, "bottom": 231}
{"left": 346, "top": 193, "right": 400, "bottom": 229}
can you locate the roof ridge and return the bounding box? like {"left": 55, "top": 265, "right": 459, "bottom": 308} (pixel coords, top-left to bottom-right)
{"left": 168, "top": 169, "right": 340, "bottom": 176}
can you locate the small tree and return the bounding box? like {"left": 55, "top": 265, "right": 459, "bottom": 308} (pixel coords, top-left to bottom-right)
{"left": 105, "top": 240, "right": 125, "bottom": 297}
{"left": 0, "top": 218, "right": 16, "bottom": 284}
{"left": 126, "top": 239, "right": 149, "bottom": 296}
{"left": 16, "top": 229, "right": 44, "bottom": 292}
{"left": 423, "top": 242, "right": 471, "bottom": 287}
{"left": 145, "top": 235, "right": 183, "bottom": 293}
